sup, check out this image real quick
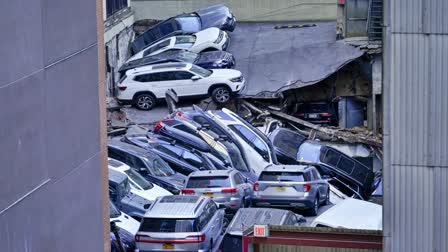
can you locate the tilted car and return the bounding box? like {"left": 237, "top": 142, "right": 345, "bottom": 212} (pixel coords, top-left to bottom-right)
{"left": 135, "top": 195, "right": 225, "bottom": 252}
{"left": 118, "top": 50, "right": 235, "bottom": 79}
{"left": 110, "top": 227, "right": 137, "bottom": 252}
{"left": 297, "top": 140, "right": 375, "bottom": 200}
{"left": 108, "top": 169, "right": 153, "bottom": 221}
{"left": 252, "top": 164, "right": 330, "bottom": 216}
{"left": 154, "top": 116, "right": 257, "bottom": 182}
{"left": 128, "top": 28, "right": 229, "bottom": 62}
{"left": 108, "top": 158, "right": 172, "bottom": 201}
{"left": 171, "top": 106, "right": 268, "bottom": 179}
{"left": 268, "top": 127, "right": 307, "bottom": 164}
{"left": 131, "top": 4, "right": 236, "bottom": 53}
{"left": 117, "top": 63, "right": 245, "bottom": 110}
{"left": 109, "top": 200, "right": 140, "bottom": 235}
{"left": 222, "top": 208, "right": 305, "bottom": 252}
{"left": 181, "top": 170, "right": 252, "bottom": 212}
{"left": 108, "top": 139, "right": 186, "bottom": 194}
{"left": 124, "top": 134, "right": 219, "bottom": 175}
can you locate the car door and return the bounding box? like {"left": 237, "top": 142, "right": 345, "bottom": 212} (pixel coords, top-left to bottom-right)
{"left": 133, "top": 73, "right": 164, "bottom": 98}
{"left": 311, "top": 168, "right": 326, "bottom": 201}
{"left": 170, "top": 70, "right": 197, "bottom": 97}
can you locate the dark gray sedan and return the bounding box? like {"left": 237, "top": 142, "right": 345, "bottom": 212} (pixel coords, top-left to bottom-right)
{"left": 252, "top": 164, "right": 330, "bottom": 216}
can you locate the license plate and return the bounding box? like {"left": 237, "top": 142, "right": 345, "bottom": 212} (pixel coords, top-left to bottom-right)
{"left": 308, "top": 114, "right": 318, "bottom": 119}
{"left": 276, "top": 187, "right": 285, "bottom": 191}
{"left": 162, "top": 244, "right": 174, "bottom": 249}
{"left": 203, "top": 192, "right": 214, "bottom": 197}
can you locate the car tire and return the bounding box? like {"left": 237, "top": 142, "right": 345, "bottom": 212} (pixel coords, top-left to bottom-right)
{"left": 309, "top": 196, "right": 319, "bottom": 216}
{"left": 323, "top": 189, "right": 330, "bottom": 205}
{"left": 210, "top": 239, "right": 214, "bottom": 251}
{"left": 134, "top": 93, "right": 156, "bottom": 110}
{"left": 211, "top": 86, "right": 231, "bottom": 104}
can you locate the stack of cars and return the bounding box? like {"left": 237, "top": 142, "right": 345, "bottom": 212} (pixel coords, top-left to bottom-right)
{"left": 117, "top": 5, "right": 244, "bottom": 110}
{"left": 108, "top": 5, "right": 382, "bottom": 251}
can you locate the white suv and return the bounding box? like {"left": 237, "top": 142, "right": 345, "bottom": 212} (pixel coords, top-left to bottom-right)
{"left": 117, "top": 63, "right": 245, "bottom": 110}
{"left": 127, "top": 27, "right": 229, "bottom": 62}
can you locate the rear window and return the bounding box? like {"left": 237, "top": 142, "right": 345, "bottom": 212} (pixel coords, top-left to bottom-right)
{"left": 186, "top": 176, "right": 230, "bottom": 188}
{"left": 259, "top": 171, "right": 308, "bottom": 182}
{"left": 299, "top": 103, "right": 330, "bottom": 113}
{"left": 140, "top": 218, "right": 199, "bottom": 232}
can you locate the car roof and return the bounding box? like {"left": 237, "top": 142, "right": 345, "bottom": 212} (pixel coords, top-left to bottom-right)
{"left": 107, "top": 158, "right": 130, "bottom": 172}
{"left": 145, "top": 195, "right": 208, "bottom": 218}
{"left": 226, "top": 208, "right": 291, "bottom": 236}
{"left": 311, "top": 198, "right": 382, "bottom": 230}
{"left": 262, "top": 164, "right": 311, "bottom": 173}
{"left": 127, "top": 62, "right": 191, "bottom": 75}
{"left": 109, "top": 168, "right": 128, "bottom": 184}
{"left": 108, "top": 139, "right": 158, "bottom": 160}
{"left": 189, "top": 169, "right": 234, "bottom": 177}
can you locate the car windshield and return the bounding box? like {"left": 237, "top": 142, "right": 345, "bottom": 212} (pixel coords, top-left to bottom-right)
{"left": 297, "top": 142, "right": 322, "bottom": 163}
{"left": 124, "top": 169, "right": 154, "bottom": 190}
{"left": 175, "top": 35, "right": 196, "bottom": 44}
{"left": 175, "top": 16, "right": 201, "bottom": 32}
{"left": 143, "top": 39, "right": 171, "bottom": 57}
{"left": 190, "top": 65, "right": 212, "bottom": 77}
{"left": 140, "top": 218, "right": 199, "bottom": 232}
{"left": 186, "top": 176, "right": 230, "bottom": 188}
{"left": 147, "top": 157, "right": 175, "bottom": 177}
{"left": 222, "top": 141, "right": 249, "bottom": 172}
{"left": 109, "top": 201, "right": 121, "bottom": 218}
{"left": 259, "top": 171, "right": 306, "bottom": 182}
{"left": 119, "top": 179, "right": 131, "bottom": 195}
{"left": 176, "top": 51, "right": 199, "bottom": 63}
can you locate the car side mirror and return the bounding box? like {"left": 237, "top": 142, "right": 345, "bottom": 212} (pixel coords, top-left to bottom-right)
{"left": 191, "top": 76, "right": 201, "bottom": 81}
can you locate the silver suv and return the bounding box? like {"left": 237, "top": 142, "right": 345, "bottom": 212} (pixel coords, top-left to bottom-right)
{"left": 252, "top": 165, "right": 330, "bottom": 216}
{"left": 135, "top": 195, "right": 225, "bottom": 251}
{"left": 182, "top": 170, "right": 252, "bottom": 212}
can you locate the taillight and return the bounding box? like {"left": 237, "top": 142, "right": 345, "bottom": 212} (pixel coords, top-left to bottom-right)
{"left": 181, "top": 189, "right": 195, "bottom": 194}
{"left": 154, "top": 121, "right": 165, "bottom": 131}
{"left": 135, "top": 234, "right": 206, "bottom": 244}
{"left": 253, "top": 182, "right": 259, "bottom": 191}
{"left": 303, "top": 184, "right": 311, "bottom": 192}
{"left": 118, "top": 86, "right": 127, "bottom": 91}
{"left": 321, "top": 113, "right": 332, "bottom": 117}
{"left": 176, "top": 111, "right": 187, "bottom": 119}
{"left": 221, "top": 188, "right": 238, "bottom": 193}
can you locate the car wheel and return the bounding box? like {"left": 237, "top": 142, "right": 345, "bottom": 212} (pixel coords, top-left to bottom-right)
{"left": 210, "top": 239, "right": 214, "bottom": 250}
{"left": 323, "top": 189, "right": 330, "bottom": 205}
{"left": 211, "top": 86, "right": 231, "bottom": 104}
{"left": 309, "top": 196, "right": 319, "bottom": 216}
{"left": 134, "top": 93, "right": 155, "bottom": 110}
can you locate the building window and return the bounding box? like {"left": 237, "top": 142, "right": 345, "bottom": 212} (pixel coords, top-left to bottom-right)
{"left": 106, "top": 0, "right": 128, "bottom": 18}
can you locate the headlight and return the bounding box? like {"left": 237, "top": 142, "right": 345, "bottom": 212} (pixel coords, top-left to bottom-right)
{"left": 230, "top": 76, "right": 243, "bottom": 82}
{"left": 214, "top": 31, "right": 224, "bottom": 43}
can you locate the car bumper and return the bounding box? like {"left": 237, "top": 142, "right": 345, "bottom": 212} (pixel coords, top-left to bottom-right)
{"left": 214, "top": 197, "right": 243, "bottom": 211}
{"left": 252, "top": 198, "right": 314, "bottom": 209}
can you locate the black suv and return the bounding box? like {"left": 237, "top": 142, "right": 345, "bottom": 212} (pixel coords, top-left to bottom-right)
{"left": 293, "top": 101, "right": 338, "bottom": 126}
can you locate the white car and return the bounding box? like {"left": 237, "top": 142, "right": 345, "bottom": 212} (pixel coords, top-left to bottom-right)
{"left": 117, "top": 63, "right": 245, "bottom": 110}
{"left": 209, "top": 108, "right": 276, "bottom": 175}
{"left": 109, "top": 200, "right": 140, "bottom": 235}
{"left": 310, "top": 198, "right": 382, "bottom": 230}
{"left": 127, "top": 27, "right": 229, "bottom": 62}
{"left": 108, "top": 158, "right": 172, "bottom": 201}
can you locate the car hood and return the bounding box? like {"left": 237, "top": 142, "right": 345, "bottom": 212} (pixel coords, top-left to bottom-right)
{"left": 194, "top": 27, "right": 220, "bottom": 45}
{"left": 195, "top": 4, "right": 232, "bottom": 29}
{"left": 121, "top": 192, "right": 153, "bottom": 213}
{"left": 210, "top": 68, "right": 241, "bottom": 79}
{"left": 111, "top": 211, "right": 140, "bottom": 235}
{"left": 196, "top": 51, "right": 233, "bottom": 65}
{"left": 131, "top": 185, "right": 172, "bottom": 202}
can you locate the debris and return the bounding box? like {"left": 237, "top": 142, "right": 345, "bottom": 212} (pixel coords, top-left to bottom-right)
{"left": 165, "top": 89, "right": 179, "bottom": 114}
{"left": 241, "top": 101, "right": 382, "bottom": 147}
